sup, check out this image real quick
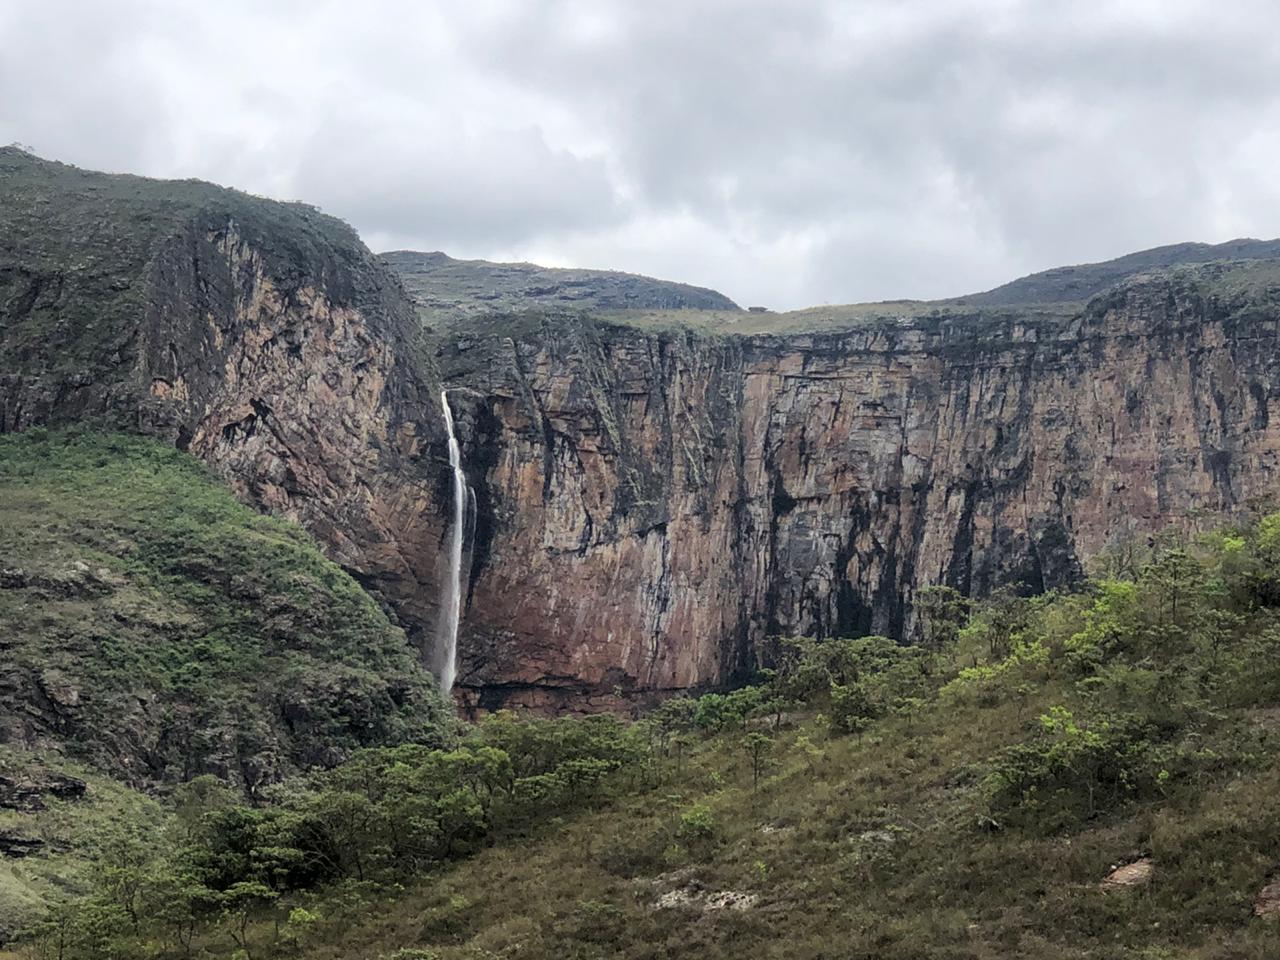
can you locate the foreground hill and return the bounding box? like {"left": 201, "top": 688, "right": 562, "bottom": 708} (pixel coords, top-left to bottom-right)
{"left": 0, "top": 429, "right": 449, "bottom": 942}
{"left": 21, "top": 518, "right": 1280, "bottom": 958}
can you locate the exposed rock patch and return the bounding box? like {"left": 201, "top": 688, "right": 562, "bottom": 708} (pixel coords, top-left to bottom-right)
{"left": 0, "top": 831, "right": 44, "bottom": 858}
{"left": 645, "top": 867, "right": 758, "bottom": 913}
{"left": 652, "top": 882, "right": 757, "bottom": 913}
{"left": 1254, "top": 879, "right": 1280, "bottom": 918}
{"left": 1101, "top": 858, "right": 1154, "bottom": 888}
{"left": 0, "top": 771, "right": 86, "bottom": 812}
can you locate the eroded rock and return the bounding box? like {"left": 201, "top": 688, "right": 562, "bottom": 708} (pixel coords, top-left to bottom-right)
{"left": 0, "top": 831, "right": 44, "bottom": 858}
{"left": 0, "top": 771, "right": 87, "bottom": 812}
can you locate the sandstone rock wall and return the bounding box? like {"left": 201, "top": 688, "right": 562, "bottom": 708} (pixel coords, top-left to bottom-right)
{"left": 442, "top": 269, "right": 1280, "bottom": 711}
{"left": 8, "top": 154, "right": 1280, "bottom": 714}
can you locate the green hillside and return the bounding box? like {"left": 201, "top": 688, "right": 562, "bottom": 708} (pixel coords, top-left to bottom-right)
{"left": 0, "top": 429, "right": 448, "bottom": 788}
{"left": 16, "top": 511, "right": 1280, "bottom": 959}
{"left": 0, "top": 429, "right": 451, "bottom": 945}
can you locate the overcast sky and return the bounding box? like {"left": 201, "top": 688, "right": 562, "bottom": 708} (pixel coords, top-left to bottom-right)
{"left": 3, "top": 0, "right": 1279, "bottom": 309}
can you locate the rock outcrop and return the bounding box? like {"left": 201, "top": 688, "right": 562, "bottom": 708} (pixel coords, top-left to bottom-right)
{"left": 0, "top": 148, "right": 452, "bottom": 657}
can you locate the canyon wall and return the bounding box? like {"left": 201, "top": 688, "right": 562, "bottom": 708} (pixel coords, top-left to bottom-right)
{"left": 8, "top": 152, "right": 1280, "bottom": 715}
{"left": 441, "top": 266, "right": 1280, "bottom": 711}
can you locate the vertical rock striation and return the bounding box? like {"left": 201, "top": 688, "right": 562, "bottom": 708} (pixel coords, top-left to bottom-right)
{"left": 440, "top": 264, "right": 1280, "bottom": 711}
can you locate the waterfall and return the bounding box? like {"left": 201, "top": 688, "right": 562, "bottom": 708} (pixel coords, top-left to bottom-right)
{"left": 438, "top": 389, "right": 471, "bottom": 694}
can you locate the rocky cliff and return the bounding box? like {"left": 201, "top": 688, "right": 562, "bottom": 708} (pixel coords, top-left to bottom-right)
{"left": 0, "top": 148, "right": 453, "bottom": 662}
{"left": 436, "top": 261, "right": 1280, "bottom": 711}
{"left": 8, "top": 150, "right": 1280, "bottom": 716}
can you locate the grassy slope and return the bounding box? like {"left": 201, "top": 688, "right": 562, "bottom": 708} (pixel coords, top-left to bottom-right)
{"left": 0, "top": 428, "right": 450, "bottom": 943}
{"left": 274, "top": 566, "right": 1280, "bottom": 960}
{"left": 0, "top": 747, "right": 164, "bottom": 941}
{"left": 0, "top": 429, "right": 447, "bottom": 788}
{"left": 293, "top": 717, "right": 1280, "bottom": 959}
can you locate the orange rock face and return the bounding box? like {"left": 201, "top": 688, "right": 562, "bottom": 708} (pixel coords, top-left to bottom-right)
{"left": 443, "top": 272, "right": 1280, "bottom": 710}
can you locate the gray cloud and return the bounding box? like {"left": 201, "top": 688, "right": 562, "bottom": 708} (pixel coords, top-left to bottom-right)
{"left": 3, "top": 0, "right": 1280, "bottom": 308}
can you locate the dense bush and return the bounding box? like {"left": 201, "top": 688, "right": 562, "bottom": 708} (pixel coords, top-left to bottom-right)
{"left": 23, "top": 713, "right": 645, "bottom": 958}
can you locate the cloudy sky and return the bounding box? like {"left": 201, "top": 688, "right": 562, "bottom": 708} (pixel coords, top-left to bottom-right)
{"left": 3, "top": 0, "right": 1278, "bottom": 309}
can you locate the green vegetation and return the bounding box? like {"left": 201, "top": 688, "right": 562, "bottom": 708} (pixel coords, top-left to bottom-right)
{"left": 15, "top": 510, "right": 1280, "bottom": 958}
{"left": 0, "top": 748, "right": 164, "bottom": 942}
{"left": 0, "top": 428, "right": 448, "bottom": 788}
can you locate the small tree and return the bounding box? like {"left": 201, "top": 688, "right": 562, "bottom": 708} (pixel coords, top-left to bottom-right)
{"left": 90, "top": 824, "right": 153, "bottom": 928}
{"left": 742, "top": 732, "right": 773, "bottom": 796}
{"left": 794, "top": 734, "right": 823, "bottom": 777}
{"left": 916, "top": 585, "right": 972, "bottom": 655}
{"left": 145, "top": 866, "right": 220, "bottom": 959}
{"left": 221, "top": 880, "right": 278, "bottom": 960}
{"left": 829, "top": 682, "right": 875, "bottom": 736}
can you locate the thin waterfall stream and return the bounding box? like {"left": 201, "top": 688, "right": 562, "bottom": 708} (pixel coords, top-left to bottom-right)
{"left": 438, "top": 389, "right": 472, "bottom": 694}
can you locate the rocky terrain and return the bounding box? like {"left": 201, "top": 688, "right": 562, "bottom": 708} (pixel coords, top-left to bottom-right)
{"left": 7, "top": 148, "right": 1280, "bottom": 714}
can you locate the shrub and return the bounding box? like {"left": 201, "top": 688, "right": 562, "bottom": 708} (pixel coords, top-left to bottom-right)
{"left": 982, "top": 707, "right": 1165, "bottom": 832}
{"left": 678, "top": 803, "right": 716, "bottom": 841}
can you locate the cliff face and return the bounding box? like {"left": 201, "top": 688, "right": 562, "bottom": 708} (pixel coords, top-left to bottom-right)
{"left": 9, "top": 150, "right": 1280, "bottom": 717}
{"left": 440, "top": 263, "right": 1280, "bottom": 711}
